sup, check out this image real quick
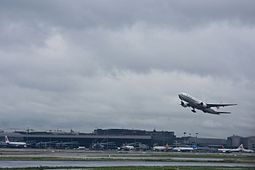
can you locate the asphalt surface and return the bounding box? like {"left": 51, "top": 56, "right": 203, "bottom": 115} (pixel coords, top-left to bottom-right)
{"left": 1, "top": 160, "right": 255, "bottom": 168}
{"left": 0, "top": 148, "right": 255, "bottom": 168}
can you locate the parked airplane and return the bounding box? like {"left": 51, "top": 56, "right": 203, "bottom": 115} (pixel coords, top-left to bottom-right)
{"left": 153, "top": 145, "right": 171, "bottom": 152}
{"left": 172, "top": 146, "right": 196, "bottom": 152}
{"left": 118, "top": 145, "right": 135, "bottom": 151}
{"left": 5, "top": 136, "right": 27, "bottom": 148}
{"left": 92, "top": 142, "right": 117, "bottom": 150}
{"left": 178, "top": 93, "right": 237, "bottom": 115}
{"left": 218, "top": 144, "right": 254, "bottom": 153}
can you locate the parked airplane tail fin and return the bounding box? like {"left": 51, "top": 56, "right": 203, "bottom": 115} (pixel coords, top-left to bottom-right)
{"left": 5, "top": 136, "right": 10, "bottom": 143}
{"left": 192, "top": 144, "right": 197, "bottom": 149}
{"left": 238, "top": 144, "right": 244, "bottom": 150}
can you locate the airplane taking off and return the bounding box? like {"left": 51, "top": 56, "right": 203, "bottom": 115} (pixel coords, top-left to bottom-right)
{"left": 5, "top": 136, "right": 27, "bottom": 148}
{"left": 178, "top": 93, "right": 237, "bottom": 115}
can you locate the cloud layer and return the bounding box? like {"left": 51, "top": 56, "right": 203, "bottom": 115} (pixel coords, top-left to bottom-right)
{"left": 0, "top": 0, "right": 254, "bottom": 138}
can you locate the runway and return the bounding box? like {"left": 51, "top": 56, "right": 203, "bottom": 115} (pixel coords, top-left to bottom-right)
{"left": 1, "top": 160, "right": 255, "bottom": 168}
{"left": 0, "top": 148, "right": 255, "bottom": 168}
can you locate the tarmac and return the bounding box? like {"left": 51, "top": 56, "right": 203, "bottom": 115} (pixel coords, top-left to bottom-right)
{"left": 1, "top": 160, "right": 255, "bottom": 168}
{"left": 0, "top": 148, "right": 255, "bottom": 168}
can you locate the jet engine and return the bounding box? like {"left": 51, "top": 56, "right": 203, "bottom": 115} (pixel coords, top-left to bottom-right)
{"left": 200, "top": 102, "right": 207, "bottom": 108}
{"left": 181, "top": 101, "right": 188, "bottom": 107}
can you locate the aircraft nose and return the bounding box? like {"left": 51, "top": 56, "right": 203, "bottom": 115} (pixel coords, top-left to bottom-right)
{"left": 178, "top": 94, "right": 182, "bottom": 99}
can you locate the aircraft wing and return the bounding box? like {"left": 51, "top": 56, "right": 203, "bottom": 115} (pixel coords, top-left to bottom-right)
{"left": 207, "top": 103, "right": 237, "bottom": 108}
{"left": 215, "top": 111, "right": 231, "bottom": 114}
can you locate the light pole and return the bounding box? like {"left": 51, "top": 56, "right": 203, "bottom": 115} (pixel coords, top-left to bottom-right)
{"left": 195, "top": 133, "right": 199, "bottom": 146}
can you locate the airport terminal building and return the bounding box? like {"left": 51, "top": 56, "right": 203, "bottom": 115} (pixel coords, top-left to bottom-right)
{"left": 180, "top": 136, "right": 227, "bottom": 147}
{"left": 0, "top": 129, "right": 175, "bottom": 149}
{"left": 0, "top": 129, "right": 254, "bottom": 150}
{"left": 227, "top": 135, "right": 255, "bottom": 150}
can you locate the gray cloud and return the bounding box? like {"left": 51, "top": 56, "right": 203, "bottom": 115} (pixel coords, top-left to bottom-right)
{"left": 0, "top": 0, "right": 254, "bottom": 138}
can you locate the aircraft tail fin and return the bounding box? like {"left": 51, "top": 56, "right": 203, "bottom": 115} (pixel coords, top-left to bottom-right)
{"left": 5, "top": 136, "right": 10, "bottom": 143}
{"left": 238, "top": 144, "right": 244, "bottom": 150}
{"left": 192, "top": 144, "right": 197, "bottom": 149}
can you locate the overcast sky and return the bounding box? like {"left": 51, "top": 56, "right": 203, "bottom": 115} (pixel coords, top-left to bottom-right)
{"left": 0, "top": 0, "right": 254, "bottom": 138}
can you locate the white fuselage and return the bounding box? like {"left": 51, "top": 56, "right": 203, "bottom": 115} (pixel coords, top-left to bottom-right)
{"left": 218, "top": 148, "right": 240, "bottom": 153}
{"left": 121, "top": 145, "right": 135, "bottom": 151}
{"left": 172, "top": 146, "right": 194, "bottom": 152}
{"left": 7, "top": 141, "right": 26, "bottom": 146}
{"left": 153, "top": 146, "right": 170, "bottom": 151}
